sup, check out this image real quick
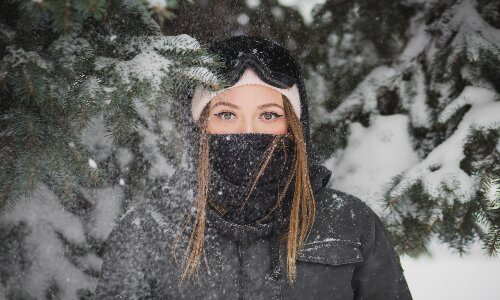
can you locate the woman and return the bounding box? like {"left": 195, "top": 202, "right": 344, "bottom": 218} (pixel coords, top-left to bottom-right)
{"left": 94, "top": 35, "right": 412, "bottom": 299}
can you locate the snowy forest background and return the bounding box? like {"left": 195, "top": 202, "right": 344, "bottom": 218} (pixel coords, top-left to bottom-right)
{"left": 0, "top": 0, "right": 499, "bottom": 299}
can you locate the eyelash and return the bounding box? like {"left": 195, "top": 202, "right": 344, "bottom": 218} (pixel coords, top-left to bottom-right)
{"left": 214, "top": 111, "right": 236, "bottom": 120}
{"left": 261, "top": 112, "right": 283, "bottom": 121}
{"left": 213, "top": 111, "right": 283, "bottom": 121}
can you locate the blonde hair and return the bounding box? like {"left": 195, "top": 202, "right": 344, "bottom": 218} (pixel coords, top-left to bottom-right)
{"left": 176, "top": 95, "right": 316, "bottom": 284}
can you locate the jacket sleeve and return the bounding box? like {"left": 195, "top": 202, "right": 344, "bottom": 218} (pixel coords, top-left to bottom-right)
{"left": 93, "top": 206, "right": 155, "bottom": 300}
{"left": 351, "top": 207, "right": 413, "bottom": 300}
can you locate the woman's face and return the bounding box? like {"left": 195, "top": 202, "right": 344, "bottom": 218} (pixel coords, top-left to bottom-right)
{"left": 207, "top": 84, "right": 288, "bottom": 134}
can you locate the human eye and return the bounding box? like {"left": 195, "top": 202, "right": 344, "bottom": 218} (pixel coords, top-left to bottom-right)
{"left": 214, "top": 111, "right": 236, "bottom": 121}
{"left": 260, "top": 111, "right": 283, "bottom": 121}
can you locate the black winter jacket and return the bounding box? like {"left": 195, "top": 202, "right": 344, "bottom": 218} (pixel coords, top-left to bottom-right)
{"left": 93, "top": 165, "right": 412, "bottom": 299}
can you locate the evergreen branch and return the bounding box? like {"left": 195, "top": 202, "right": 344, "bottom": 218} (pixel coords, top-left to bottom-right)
{"left": 118, "top": 0, "right": 162, "bottom": 35}
{"left": 486, "top": 230, "right": 499, "bottom": 257}
{"left": 383, "top": 176, "right": 439, "bottom": 256}
{"left": 479, "top": 171, "right": 500, "bottom": 256}
{"left": 74, "top": 0, "right": 107, "bottom": 20}
{"left": 0, "top": 146, "right": 23, "bottom": 218}
{"left": 440, "top": 196, "right": 479, "bottom": 255}
{"left": 13, "top": 148, "right": 42, "bottom": 203}
{"left": 437, "top": 86, "right": 498, "bottom": 125}
{"left": 4, "top": 109, "right": 45, "bottom": 148}
{"left": 102, "top": 78, "right": 142, "bottom": 145}
{"left": 170, "top": 66, "right": 225, "bottom": 91}
{"left": 2, "top": 47, "right": 52, "bottom": 107}
{"left": 15, "top": 0, "right": 51, "bottom": 34}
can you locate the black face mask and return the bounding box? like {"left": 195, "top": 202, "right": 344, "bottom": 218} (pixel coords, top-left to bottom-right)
{"left": 207, "top": 133, "right": 296, "bottom": 225}
{"left": 208, "top": 133, "right": 295, "bottom": 186}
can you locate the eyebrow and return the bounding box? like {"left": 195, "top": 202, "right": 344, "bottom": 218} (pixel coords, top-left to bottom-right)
{"left": 258, "top": 103, "right": 284, "bottom": 110}
{"left": 211, "top": 101, "right": 284, "bottom": 110}
{"left": 211, "top": 101, "right": 239, "bottom": 109}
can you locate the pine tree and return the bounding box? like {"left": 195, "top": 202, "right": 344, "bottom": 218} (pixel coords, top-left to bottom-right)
{"left": 310, "top": 0, "right": 500, "bottom": 256}
{"left": 0, "top": 0, "right": 224, "bottom": 298}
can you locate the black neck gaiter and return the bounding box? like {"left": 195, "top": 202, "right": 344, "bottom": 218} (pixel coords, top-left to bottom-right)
{"left": 207, "top": 133, "right": 295, "bottom": 226}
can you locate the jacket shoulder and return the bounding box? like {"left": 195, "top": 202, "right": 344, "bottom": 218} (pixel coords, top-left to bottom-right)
{"left": 296, "top": 188, "right": 375, "bottom": 265}
{"left": 94, "top": 201, "right": 165, "bottom": 299}
{"left": 311, "top": 187, "right": 373, "bottom": 245}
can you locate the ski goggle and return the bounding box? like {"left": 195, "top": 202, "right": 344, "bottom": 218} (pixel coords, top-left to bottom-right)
{"left": 209, "top": 35, "right": 301, "bottom": 89}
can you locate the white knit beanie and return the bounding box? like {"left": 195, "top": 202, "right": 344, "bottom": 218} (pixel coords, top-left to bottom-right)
{"left": 191, "top": 67, "right": 301, "bottom": 122}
